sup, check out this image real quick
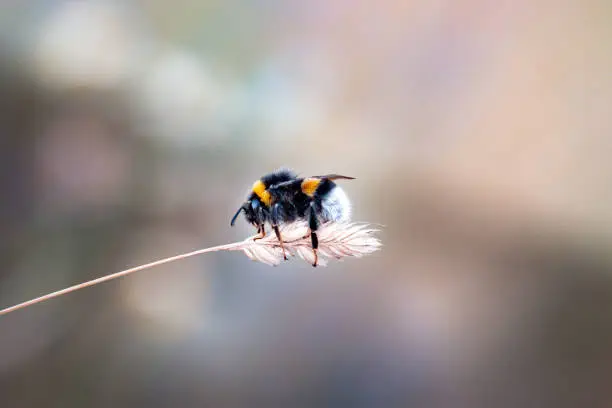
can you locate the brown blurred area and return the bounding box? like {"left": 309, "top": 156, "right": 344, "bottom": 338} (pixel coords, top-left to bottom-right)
{"left": 1, "top": 1, "right": 612, "bottom": 407}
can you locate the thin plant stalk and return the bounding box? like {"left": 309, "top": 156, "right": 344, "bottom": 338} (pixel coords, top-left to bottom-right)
{"left": 0, "top": 222, "right": 381, "bottom": 317}
{"left": 0, "top": 242, "right": 241, "bottom": 316}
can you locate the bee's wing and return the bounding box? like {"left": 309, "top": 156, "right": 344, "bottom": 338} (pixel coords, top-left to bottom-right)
{"left": 313, "top": 174, "right": 356, "bottom": 181}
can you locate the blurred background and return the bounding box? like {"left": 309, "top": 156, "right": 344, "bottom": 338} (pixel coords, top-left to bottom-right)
{"left": 1, "top": 1, "right": 611, "bottom": 407}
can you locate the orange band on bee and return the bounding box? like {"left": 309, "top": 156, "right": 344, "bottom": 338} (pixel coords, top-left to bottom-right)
{"left": 301, "top": 178, "right": 321, "bottom": 197}
{"left": 252, "top": 180, "right": 272, "bottom": 206}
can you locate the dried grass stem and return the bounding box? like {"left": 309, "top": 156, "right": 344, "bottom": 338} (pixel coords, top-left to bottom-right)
{"left": 0, "top": 222, "right": 380, "bottom": 316}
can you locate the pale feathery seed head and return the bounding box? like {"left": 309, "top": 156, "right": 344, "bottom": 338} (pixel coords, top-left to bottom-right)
{"left": 230, "top": 222, "right": 382, "bottom": 266}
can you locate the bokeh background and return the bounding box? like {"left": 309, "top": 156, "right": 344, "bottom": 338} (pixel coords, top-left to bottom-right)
{"left": 1, "top": 1, "right": 611, "bottom": 407}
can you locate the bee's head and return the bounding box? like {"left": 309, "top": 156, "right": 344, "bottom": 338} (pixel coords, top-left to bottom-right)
{"left": 231, "top": 171, "right": 297, "bottom": 227}
{"left": 230, "top": 194, "right": 268, "bottom": 227}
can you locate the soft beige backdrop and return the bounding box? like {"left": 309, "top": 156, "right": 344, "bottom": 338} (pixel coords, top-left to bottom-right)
{"left": 0, "top": 1, "right": 611, "bottom": 407}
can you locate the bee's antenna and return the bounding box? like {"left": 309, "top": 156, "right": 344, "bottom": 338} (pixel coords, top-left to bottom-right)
{"left": 230, "top": 204, "right": 247, "bottom": 226}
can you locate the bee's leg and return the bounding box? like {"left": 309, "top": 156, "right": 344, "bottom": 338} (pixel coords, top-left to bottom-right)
{"left": 273, "top": 226, "right": 287, "bottom": 260}
{"left": 254, "top": 224, "right": 266, "bottom": 240}
{"left": 271, "top": 203, "right": 287, "bottom": 260}
{"left": 252, "top": 202, "right": 267, "bottom": 240}
{"left": 308, "top": 203, "right": 319, "bottom": 267}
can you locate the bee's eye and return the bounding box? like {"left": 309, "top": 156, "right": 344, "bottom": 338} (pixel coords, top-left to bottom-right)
{"left": 251, "top": 200, "right": 260, "bottom": 210}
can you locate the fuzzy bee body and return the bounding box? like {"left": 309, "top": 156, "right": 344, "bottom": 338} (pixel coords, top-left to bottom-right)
{"left": 231, "top": 169, "right": 354, "bottom": 266}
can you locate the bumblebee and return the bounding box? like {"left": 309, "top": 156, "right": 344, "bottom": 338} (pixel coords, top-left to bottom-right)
{"left": 230, "top": 168, "right": 354, "bottom": 266}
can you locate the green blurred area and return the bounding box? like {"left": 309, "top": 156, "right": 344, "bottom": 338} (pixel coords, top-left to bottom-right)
{"left": 1, "top": 1, "right": 612, "bottom": 407}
